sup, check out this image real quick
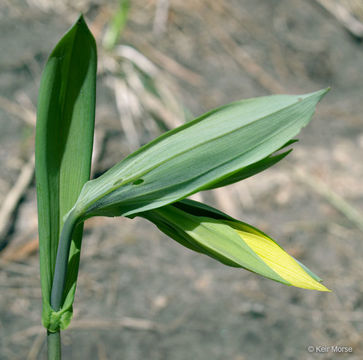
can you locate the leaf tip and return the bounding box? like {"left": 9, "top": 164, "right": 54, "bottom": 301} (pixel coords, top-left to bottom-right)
{"left": 76, "top": 13, "right": 86, "bottom": 26}
{"left": 316, "top": 87, "right": 331, "bottom": 101}
{"left": 74, "top": 14, "right": 94, "bottom": 38}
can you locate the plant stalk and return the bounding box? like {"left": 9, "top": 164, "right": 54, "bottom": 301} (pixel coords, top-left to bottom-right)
{"left": 50, "top": 210, "right": 78, "bottom": 310}
{"left": 47, "top": 210, "right": 78, "bottom": 359}
{"left": 47, "top": 330, "right": 61, "bottom": 360}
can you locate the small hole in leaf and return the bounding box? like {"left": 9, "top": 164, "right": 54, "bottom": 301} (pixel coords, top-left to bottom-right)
{"left": 113, "top": 178, "right": 123, "bottom": 186}
{"left": 133, "top": 179, "right": 144, "bottom": 185}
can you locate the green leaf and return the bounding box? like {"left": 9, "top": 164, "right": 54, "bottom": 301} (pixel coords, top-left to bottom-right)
{"left": 202, "top": 139, "right": 298, "bottom": 190}
{"left": 140, "top": 200, "right": 329, "bottom": 291}
{"left": 35, "top": 15, "right": 97, "bottom": 330}
{"left": 171, "top": 199, "right": 323, "bottom": 284}
{"left": 203, "top": 148, "right": 292, "bottom": 190}
{"left": 103, "top": 0, "right": 130, "bottom": 50}
{"left": 73, "top": 89, "right": 328, "bottom": 219}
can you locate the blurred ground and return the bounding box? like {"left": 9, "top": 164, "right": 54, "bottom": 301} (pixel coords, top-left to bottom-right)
{"left": 1, "top": 0, "right": 363, "bottom": 359}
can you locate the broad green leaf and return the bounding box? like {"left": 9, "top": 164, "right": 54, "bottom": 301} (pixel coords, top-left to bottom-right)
{"left": 203, "top": 139, "right": 298, "bottom": 190}
{"left": 73, "top": 89, "right": 328, "bottom": 219}
{"left": 203, "top": 148, "right": 291, "bottom": 190}
{"left": 35, "top": 15, "right": 97, "bottom": 331}
{"left": 140, "top": 200, "right": 329, "bottom": 291}
{"left": 202, "top": 139, "right": 298, "bottom": 190}
{"left": 172, "top": 199, "right": 322, "bottom": 284}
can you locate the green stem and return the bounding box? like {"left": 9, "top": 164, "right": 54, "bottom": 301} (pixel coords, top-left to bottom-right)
{"left": 51, "top": 210, "right": 78, "bottom": 310}
{"left": 47, "top": 211, "right": 79, "bottom": 359}
{"left": 47, "top": 331, "right": 61, "bottom": 360}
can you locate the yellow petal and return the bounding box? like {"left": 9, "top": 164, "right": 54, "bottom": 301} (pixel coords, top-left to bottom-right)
{"left": 236, "top": 230, "right": 330, "bottom": 291}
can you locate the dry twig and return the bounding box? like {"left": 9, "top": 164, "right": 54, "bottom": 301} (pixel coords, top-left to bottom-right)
{"left": 0, "top": 154, "right": 35, "bottom": 247}
{"left": 131, "top": 40, "right": 204, "bottom": 86}
{"left": 0, "top": 95, "right": 36, "bottom": 126}
{"left": 1, "top": 237, "right": 38, "bottom": 262}
{"left": 12, "top": 317, "right": 159, "bottom": 344}
{"left": 211, "top": 26, "right": 286, "bottom": 94}
{"left": 293, "top": 166, "right": 363, "bottom": 232}
{"left": 27, "top": 332, "right": 45, "bottom": 360}
{"left": 153, "top": 0, "right": 170, "bottom": 36}
{"left": 314, "top": 0, "right": 363, "bottom": 38}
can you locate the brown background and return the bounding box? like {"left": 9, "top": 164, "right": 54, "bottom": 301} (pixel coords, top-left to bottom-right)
{"left": 0, "top": 1, "right": 363, "bottom": 359}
